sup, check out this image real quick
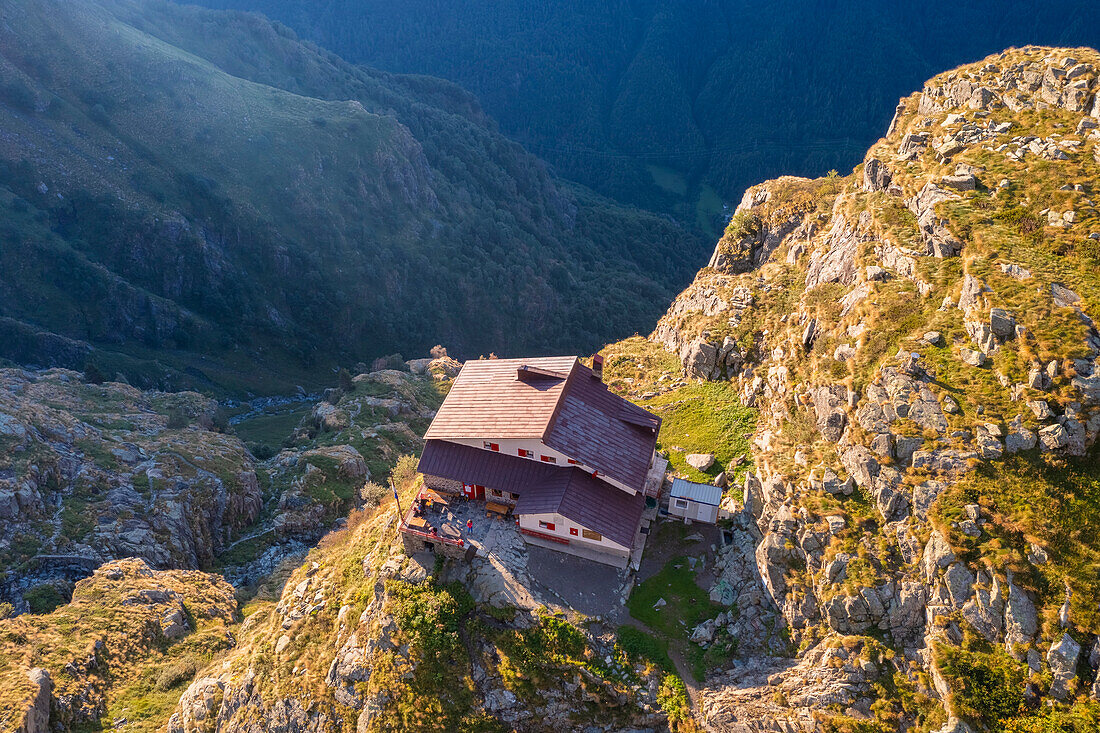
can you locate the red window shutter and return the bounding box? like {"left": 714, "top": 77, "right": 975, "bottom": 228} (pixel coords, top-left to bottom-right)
{"left": 569, "top": 527, "right": 578, "bottom": 536}
{"left": 547, "top": 523, "right": 555, "bottom": 531}
{"left": 490, "top": 443, "right": 499, "bottom": 451}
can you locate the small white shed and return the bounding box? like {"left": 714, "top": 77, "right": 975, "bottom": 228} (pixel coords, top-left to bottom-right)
{"left": 668, "top": 478, "right": 722, "bottom": 524}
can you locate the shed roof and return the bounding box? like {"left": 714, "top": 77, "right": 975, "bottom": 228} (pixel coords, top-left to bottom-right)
{"left": 423, "top": 356, "right": 660, "bottom": 490}
{"left": 669, "top": 478, "right": 723, "bottom": 506}
{"left": 417, "top": 440, "right": 644, "bottom": 548}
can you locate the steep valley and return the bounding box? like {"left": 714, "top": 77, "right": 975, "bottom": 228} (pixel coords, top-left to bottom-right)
{"left": 4, "top": 33, "right": 1100, "bottom": 733}
{"left": 0, "top": 0, "right": 706, "bottom": 395}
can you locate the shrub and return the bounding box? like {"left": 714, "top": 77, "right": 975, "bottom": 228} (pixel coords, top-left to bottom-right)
{"left": 360, "top": 481, "right": 387, "bottom": 507}
{"left": 155, "top": 658, "right": 197, "bottom": 691}
{"left": 370, "top": 353, "right": 407, "bottom": 372}
{"left": 391, "top": 454, "right": 419, "bottom": 491}
{"left": 167, "top": 408, "right": 189, "bottom": 430}
{"left": 83, "top": 360, "right": 107, "bottom": 385}
{"left": 936, "top": 642, "right": 1025, "bottom": 730}
{"left": 722, "top": 210, "right": 760, "bottom": 242}
{"left": 338, "top": 367, "right": 355, "bottom": 392}
{"left": 656, "top": 673, "right": 696, "bottom": 730}
{"left": 23, "top": 583, "right": 68, "bottom": 614}
{"left": 248, "top": 442, "right": 278, "bottom": 460}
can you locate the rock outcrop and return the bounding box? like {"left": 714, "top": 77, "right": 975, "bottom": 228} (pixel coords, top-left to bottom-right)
{"left": 0, "top": 369, "right": 260, "bottom": 608}
{"left": 649, "top": 46, "right": 1100, "bottom": 730}
{"left": 0, "top": 559, "right": 238, "bottom": 731}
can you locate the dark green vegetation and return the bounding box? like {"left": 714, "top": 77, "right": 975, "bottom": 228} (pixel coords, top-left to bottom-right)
{"left": 199, "top": 0, "right": 1099, "bottom": 228}
{"left": 0, "top": 0, "right": 705, "bottom": 396}
{"left": 936, "top": 638, "right": 1026, "bottom": 731}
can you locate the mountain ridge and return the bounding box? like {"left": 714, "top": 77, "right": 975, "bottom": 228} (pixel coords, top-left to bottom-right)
{"left": 0, "top": 0, "right": 706, "bottom": 396}
{"left": 5, "top": 38, "right": 1100, "bottom": 733}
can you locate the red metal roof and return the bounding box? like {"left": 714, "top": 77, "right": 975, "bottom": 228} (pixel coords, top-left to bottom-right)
{"left": 419, "top": 438, "right": 557, "bottom": 495}
{"left": 513, "top": 468, "right": 645, "bottom": 548}
{"left": 422, "top": 356, "right": 660, "bottom": 490}
{"left": 423, "top": 356, "right": 577, "bottom": 440}
{"left": 543, "top": 362, "right": 660, "bottom": 489}
{"left": 417, "top": 440, "right": 645, "bottom": 548}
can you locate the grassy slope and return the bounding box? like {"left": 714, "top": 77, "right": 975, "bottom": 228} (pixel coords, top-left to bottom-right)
{"left": 0, "top": 559, "right": 239, "bottom": 733}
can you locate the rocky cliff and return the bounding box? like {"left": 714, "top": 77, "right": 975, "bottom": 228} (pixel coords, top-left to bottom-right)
{"left": 164, "top": 467, "right": 679, "bottom": 733}
{"left": 0, "top": 369, "right": 261, "bottom": 610}
{"left": 0, "top": 360, "right": 449, "bottom": 612}
{"left": 651, "top": 46, "right": 1100, "bottom": 731}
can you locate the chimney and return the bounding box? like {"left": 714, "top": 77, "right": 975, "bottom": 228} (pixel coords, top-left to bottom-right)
{"left": 591, "top": 353, "right": 604, "bottom": 381}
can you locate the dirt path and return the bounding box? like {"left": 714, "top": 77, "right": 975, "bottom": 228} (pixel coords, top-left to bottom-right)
{"left": 620, "top": 616, "right": 707, "bottom": 730}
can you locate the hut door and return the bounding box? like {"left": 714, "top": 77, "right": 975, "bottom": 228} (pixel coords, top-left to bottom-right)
{"left": 463, "top": 483, "right": 477, "bottom": 499}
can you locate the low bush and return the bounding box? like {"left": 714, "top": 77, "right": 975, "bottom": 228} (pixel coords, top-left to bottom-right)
{"left": 154, "top": 658, "right": 197, "bottom": 691}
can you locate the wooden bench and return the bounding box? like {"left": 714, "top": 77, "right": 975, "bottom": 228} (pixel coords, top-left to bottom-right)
{"left": 485, "top": 501, "right": 511, "bottom": 517}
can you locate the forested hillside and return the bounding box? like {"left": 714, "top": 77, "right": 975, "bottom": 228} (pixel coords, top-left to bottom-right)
{"left": 199, "top": 0, "right": 1100, "bottom": 234}
{"left": 0, "top": 0, "right": 705, "bottom": 395}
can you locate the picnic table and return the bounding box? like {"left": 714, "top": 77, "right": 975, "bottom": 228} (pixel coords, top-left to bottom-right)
{"left": 405, "top": 515, "right": 429, "bottom": 532}
{"left": 485, "top": 501, "right": 511, "bottom": 517}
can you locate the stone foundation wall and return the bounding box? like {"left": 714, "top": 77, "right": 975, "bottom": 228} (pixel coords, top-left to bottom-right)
{"left": 400, "top": 530, "right": 467, "bottom": 559}
{"left": 423, "top": 474, "right": 463, "bottom": 496}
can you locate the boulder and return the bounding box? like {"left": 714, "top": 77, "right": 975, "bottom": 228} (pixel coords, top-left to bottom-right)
{"left": 944, "top": 562, "right": 975, "bottom": 608}
{"left": 1047, "top": 632, "right": 1082, "bottom": 700}
{"left": 686, "top": 453, "right": 715, "bottom": 471}
{"left": 1005, "top": 417, "right": 1037, "bottom": 453}
{"left": 1004, "top": 581, "right": 1038, "bottom": 657}
{"left": 811, "top": 385, "right": 849, "bottom": 442}
{"left": 23, "top": 668, "right": 52, "bottom": 733}
{"left": 989, "top": 308, "right": 1016, "bottom": 339}
{"left": 957, "top": 274, "right": 987, "bottom": 312}
{"left": 1039, "top": 423, "right": 1071, "bottom": 452}
{"left": 866, "top": 265, "right": 888, "bottom": 281}
{"left": 168, "top": 677, "right": 227, "bottom": 733}
{"left": 923, "top": 531, "right": 956, "bottom": 580}
{"left": 863, "top": 158, "right": 893, "bottom": 192}
{"left": 161, "top": 605, "right": 190, "bottom": 640}
{"left": 933, "top": 718, "right": 976, "bottom": 733}
{"left": 680, "top": 339, "right": 718, "bottom": 380}
{"left": 941, "top": 172, "right": 977, "bottom": 190}
{"left": 1028, "top": 400, "right": 1054, "bottom": 420}
{"left": 1028, "top": 365, "right": 1052, "bottom": 390}
{"left": 960, "top": 348, "right": 987, "bottom": 367}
